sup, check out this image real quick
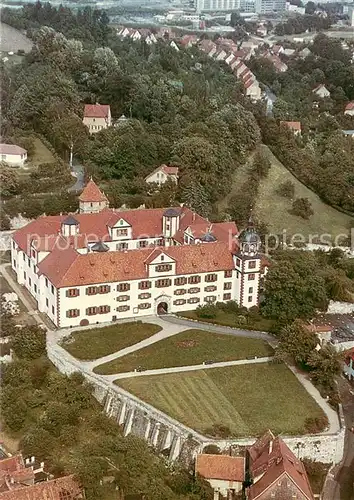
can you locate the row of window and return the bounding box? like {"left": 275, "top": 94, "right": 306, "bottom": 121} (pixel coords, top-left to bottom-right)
{"left": 66, "top": 302, "right": 152, "bottom": 318}
{"left": 235, "top": 258, "right": 257, "bottom": 269}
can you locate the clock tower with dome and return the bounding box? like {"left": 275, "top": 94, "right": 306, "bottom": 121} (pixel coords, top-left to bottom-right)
{"left": 234, "top": 216, "right": 262, "bottom": 308}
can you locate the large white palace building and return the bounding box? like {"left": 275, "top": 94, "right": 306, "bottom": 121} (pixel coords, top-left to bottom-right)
{"left": 11, "top": 180, "right": 268, "bottom": 328}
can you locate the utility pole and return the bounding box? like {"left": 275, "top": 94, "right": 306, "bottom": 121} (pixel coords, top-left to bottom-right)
{"left": 69, "top": 139, "right": 73, "bottom": 168}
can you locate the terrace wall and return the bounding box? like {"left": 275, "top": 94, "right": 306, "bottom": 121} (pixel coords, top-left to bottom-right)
{"left": 48, "top": 343, "right": 345, "bottom": 465}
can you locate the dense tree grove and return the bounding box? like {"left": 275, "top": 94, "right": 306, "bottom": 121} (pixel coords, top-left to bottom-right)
{"left": 262, "top": 249, "right": 354, "bottom": 323}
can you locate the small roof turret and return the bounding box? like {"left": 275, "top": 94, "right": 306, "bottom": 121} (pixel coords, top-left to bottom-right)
{"left": 63, "top": 215, "right": 79, "bottom": 226}
{"left": 238, "top": 215, "right": 261, "bottom": 245}
{"left": 163, "top": 208, "right": 180, "bottom": 217}
{"left": 200, "top": 232, "right": 217, "bottom": 242}
{"left": 91, "top": 240, "right": 109, "bottom": 252}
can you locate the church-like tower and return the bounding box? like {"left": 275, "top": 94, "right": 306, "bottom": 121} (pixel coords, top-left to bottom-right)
{"left": 79, "top": 178, "right": 109, "bottom": 214}
{"left": 234, "top": 217, "right": 262, "bottom": 308}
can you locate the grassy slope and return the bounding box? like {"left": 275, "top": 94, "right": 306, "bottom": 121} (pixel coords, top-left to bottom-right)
{"left": 117, "top": 363, "right": 324, "bottom": 437}
{"left": 61, "top": 322, "right": 162, "bottom": 361}
{"left": 255, "top": 145, "right": 352, "bottom": 239}
{"left": 93, "top": 329, "right": 273, "bottom": 374}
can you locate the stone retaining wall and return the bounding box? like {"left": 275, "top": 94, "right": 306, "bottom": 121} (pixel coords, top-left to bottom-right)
{"left": 48, "top": 344, "right": 345, "bottom": 465}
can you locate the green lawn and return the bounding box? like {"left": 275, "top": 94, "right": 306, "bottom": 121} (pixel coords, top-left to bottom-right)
{"left": 117, "top": 363, "right": 325, "bottom": 437}
{"left": 255, "top": 145, "right": 352, "bottom": 239}
{"left": 93, "top": 329, "right": 273, "bottom": 374}
{"left": 177, "top": 310, "right": 275, "bottom": 332}
{"left": 61, "top": 322, "right": 162, "bottom": 361}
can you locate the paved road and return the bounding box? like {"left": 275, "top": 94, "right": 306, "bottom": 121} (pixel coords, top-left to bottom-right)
{"left": 105, "top": 356, "right": 273, "bottom": 382}
{"left": 68, "top": 162, "right": 85, "bottom": 193}
{"left": 287, "top": 364, "right": 340, "bottom": 435}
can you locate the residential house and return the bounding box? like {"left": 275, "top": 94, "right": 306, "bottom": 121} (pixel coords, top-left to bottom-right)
{"left": 11, "top": 182, "right": 267, "bottom": 327}
{"left": 283, "top": 48, "right": 296, "bottom": 57}
{"left": 180, "top": 34, "right": 198, "bottom": 48}
{"left": 312, "top": 84, "right": 330, "bottom": 98}
{"left": 271, "top": 44, "right": 284, "bottom": 55}
{"left": 280, "top": 121, "right": 302, "bottom": 136}
{"left": 83, "top": 104, "right": 111, "bottom": 134}
{"left": 145, "top": 164, "right": 179, "bottom": 186}
{"left": 246, "top": 431, "right": 314, "bottom": 500}
{"left": 266, "top": 54, "right": 288, "bottom": 72}
{"left": 298, "top": 47, "right": 311, "bottom": 59}
{"left": 344, "top": 101, "right": 354, "bottom": 116}
{"left": 170, "top": 41, "right": 179, "bottom": 51}
{"left": 0, "top": 453, "right": 83, "bottom": 499}
{"left": 263, "top": 88, "right": 277, "bottom": 116}
{"left": 344, "top": 347, "right": 354, "bottom": 380}
{"left": 195, "top": 454, "right": 245, "bottom": 499}
{"left": 0, "top": 144, "right": 27, "bottom": 167}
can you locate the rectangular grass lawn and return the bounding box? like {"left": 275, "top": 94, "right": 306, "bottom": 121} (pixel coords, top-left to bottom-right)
{"left": 94, "top": 329, "right": 273, "bottom": 374}
{"left": 61, "top": 322, "right": 162, "bottom": 360}
{"left": 117, "top": 363, "right": 324, "bottom": 437}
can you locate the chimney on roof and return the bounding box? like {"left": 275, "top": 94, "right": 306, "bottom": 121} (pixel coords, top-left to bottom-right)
{"left": 269, "top": 440, "right": 273, "bottom": 455}
{"left": 192, "top": 212, "right": 196, "bottom": 222}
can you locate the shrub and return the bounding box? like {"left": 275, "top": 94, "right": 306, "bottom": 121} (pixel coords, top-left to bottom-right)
{"left": 203, "top": 444, "right": 221, "bottom": 454}
{"left": 195, "top": 304, "right": 217, "bottom": 319}
{"left": 276, "top": 180, "right": 295, "bottom": 198}
{"left": 204, "top": 424, "right": 232, "bottom": 438}
{"left": 290, "top": 197, "right": 314, "bottom": 219}
{"left": 304, "top": 415, "right": 328, "bottom": 433}
{"left": 11, "top": 325, "right": 46, "bottom": 359}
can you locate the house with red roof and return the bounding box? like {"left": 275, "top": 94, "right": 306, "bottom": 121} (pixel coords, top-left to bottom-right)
{"left": 280, "top": 121, "right": 302, "bottom": 136}
{"left": 145, "top": 164, "right": 179, "bottom": 186}
{"left": 0, "top": 453, "right": 83, "bottom": 500}
{"left": 344, "top": 101, "right": 354, "bottom": 116}
{"left": 11, "top": 180, "right": 267, "bottom": 327}
{"left": 246, "top": 431, "right": 314, "bottom": 500}
{"left": 195, "top": 454, "right": 245, "bottom": 498}
{"left": 83, "top": 103, "right": 111, "bottom": 134}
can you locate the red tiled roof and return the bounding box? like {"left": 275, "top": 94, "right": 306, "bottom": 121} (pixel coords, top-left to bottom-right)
{"left": 83, "top": 104, "right": 110, "bottom": 119}
{"left": 344, "top": 347, "right": 354, "bottom": 364}
{"left": 0, "top": 474, "right": 83, "bottom": 499}
{"left": 78, "top": 179, "right": 108, "bottom": 203}
{"left": 38, "top": 242, "right": 235, "bottom": 288}
{"left": 13, "top": 207, "right": 208, "bottom": 256}
{"left": 196, "top": 454, "right": 245, "bottom": 482}
{"left": 0, "top": 456, "right": 24, "bottom": 474}
{"left": 345, "top": 101, "right": 354, "bottom": 111}
{"left": 280, "top": 121, "right": 301, "bottom": 131}
{"left": 248, "top": 435, "right": 314, "bottom": 500}
{"left": 0, "top": 144, "right": 27, "bottom": 155}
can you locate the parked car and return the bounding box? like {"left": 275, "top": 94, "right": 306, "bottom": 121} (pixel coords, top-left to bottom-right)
{"left": 203, "top": 360, "right": 214, "bottom": 365}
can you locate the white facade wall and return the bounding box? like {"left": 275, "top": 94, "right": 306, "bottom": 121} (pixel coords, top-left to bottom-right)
{"left": 57, "top": 268, "right": 238, "bottom": 328}
{"left": 344, "top": 108, "right": 354, "bottom": 116}
{"left": 83, "top": 114, "right": 111, "bottom": 134}
{"left": 0, "top": 152, "right": 27, "bottom": 166}
{"left": 207, "top": 478, "right": 243, "bottom": 498}
{"left": 145, "top": 170, "right": 177, "bottom": 186}
{"left": 79, "top": 200, "right": 108, "bottom": 213}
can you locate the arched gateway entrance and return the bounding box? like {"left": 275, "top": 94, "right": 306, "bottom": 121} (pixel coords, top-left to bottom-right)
{"left": 157, "top": 301, "right": 168, "bottom": 315}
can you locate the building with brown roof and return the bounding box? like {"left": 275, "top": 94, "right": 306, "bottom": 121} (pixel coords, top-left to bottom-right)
{"left": 280, "top": 121, "right": 302, "bottom": 136}
{"left": 145, "top": 164, "right": 179, "bottom": 186}
{"left": 246, "top": 432, "right": 314, "bottom": 500}
{"left": 0, "top": 144, "right": 27, "bottom": 167}
{"left": 195, "top": 454, "right": 245, "bottom": 498}
{"left": 83, "top": 104, "right": 111, "bottom": 134}
{"left": 11, "top": 182, "right": 267, "bottom": 327}
{"left": 0, "top": 454, "right": 83, "bottom": 500}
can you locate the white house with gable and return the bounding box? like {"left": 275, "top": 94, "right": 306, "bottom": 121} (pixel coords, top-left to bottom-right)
{"left": 0, "top": 144, "right": 27, "bottom": 167}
